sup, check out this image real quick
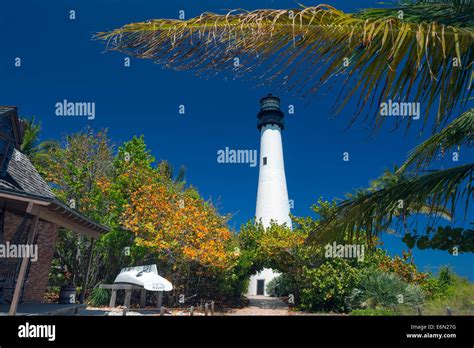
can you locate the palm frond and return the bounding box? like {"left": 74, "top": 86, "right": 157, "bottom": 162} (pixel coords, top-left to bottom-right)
{"left": 175, "top": 165, "right": 186, "bottom": 183}
{"left": 398, "top": 108, "right": 474, "bottom": 172}
{"left": 308, "top": 164, "right": 474, "bottom": 244}
{"left": 158, "top": 160, "right": 186, "bottom": 183}
{"left": 357, "top": 0, "right": 474, "bottom": 27}
{"left": 19, "top": 117, "right": 58, "bottom": 167}
{"left": 20, "top": 117, "right": 41, "bottom": 156}
{"left": 96, "top": 3, "right": 474, "bottom": 133}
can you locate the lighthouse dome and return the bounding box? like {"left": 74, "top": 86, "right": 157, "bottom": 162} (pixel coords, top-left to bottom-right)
{"left": 257, "top": 94, "right": 285, "bottom": 131}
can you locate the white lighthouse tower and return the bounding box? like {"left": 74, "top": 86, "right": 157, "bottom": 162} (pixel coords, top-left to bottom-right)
{"left": 247, "top": 94, "right": 292, "bottom": 296}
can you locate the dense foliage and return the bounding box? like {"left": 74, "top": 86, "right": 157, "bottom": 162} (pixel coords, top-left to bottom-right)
{"left": 33, "top": 126, "right": 471, "bottom": 313}
{"left": 41, "top": 130, "right": 239, "bottom": 305}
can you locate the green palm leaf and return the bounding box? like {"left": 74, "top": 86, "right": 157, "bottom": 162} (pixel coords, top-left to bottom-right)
{"left": 20, "top": 116, "right": 41, "bottom": 156}
{"left": 20, "top": 117, "right": 58, "bottom": 165}
{"left": 158, "top": 160, "right": 186, "bottom": 183}
{"left": 356, "top": 0, "right": 474, "bottom": 27}
{"left": 95, "top": 2, "right": 474, "bottom": 132}
{"left": 398, "top": 108, "right": 474, "bottom": 172}
{"left": 308, "top": 164, "right": 474, "bottom": 244}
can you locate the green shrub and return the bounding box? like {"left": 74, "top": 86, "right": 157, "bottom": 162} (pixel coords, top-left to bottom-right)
{"left": 421, "top": 277, "right": 445, "bottom": 299}
{"left": 347, "top": 271, "right": 424, "bottom": 311}
{"left": 266, "top": 276, "right": 280, "bottom": 297}
{"left": 421, "top": 266, "right": 455, "bottom": 300}
{"left": 438, "top": 266, "right": 454, "bottom": 288}
{"left": 349, "top": 309, "right": 396, "bottom": 316}
{"left": 422, "top": 276, "right": 474, "bottom": 315}
{"left": 299, "top": 258, "right": 363, "bottom": 312}
{"left": 266, "top": 274, "right": 294, "bottom": 297}
{"left": 88, "top": 287, "right": 110, "bottom": 307}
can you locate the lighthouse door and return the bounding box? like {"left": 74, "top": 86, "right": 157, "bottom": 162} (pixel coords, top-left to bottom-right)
{"left": 257, "top": 279, "right": 265, "bottom": 295}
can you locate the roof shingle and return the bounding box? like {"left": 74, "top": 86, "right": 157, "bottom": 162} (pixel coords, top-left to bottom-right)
{"left": 4, "top": 149, "right": 54, "bottom": 198}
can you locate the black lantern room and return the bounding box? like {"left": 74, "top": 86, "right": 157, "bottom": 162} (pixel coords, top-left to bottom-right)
{"left": 257, "top": 94, "right": 285, "bottom": 131}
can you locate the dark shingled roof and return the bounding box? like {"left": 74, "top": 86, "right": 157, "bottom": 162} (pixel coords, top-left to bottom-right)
{"left": 0, "top": 106, "right": 109, "bottom": 234}
{"left": 2, "top": 149, "right": 54, "bottom": 198}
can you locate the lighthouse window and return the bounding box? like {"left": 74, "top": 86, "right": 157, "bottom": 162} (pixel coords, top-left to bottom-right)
{"left": 262, "top": 157, "right": 267, "bottom": 166}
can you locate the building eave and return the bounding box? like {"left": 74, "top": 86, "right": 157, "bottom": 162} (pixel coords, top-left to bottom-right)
{"left": 0, "top": 187, "right": 110, "bottom": 235}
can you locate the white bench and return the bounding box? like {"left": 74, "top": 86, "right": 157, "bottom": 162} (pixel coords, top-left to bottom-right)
{"left": 99, "top": 284, "right": 163, "bottom": 309}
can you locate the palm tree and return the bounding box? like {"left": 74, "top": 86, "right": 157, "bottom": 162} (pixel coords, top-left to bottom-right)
{"left": 20, "top": 117, "right": 57, "bottom": 165}
{"left": 308, "top": 109, "right": 473, "bottom": 244}
{"left": 95, "top": 0, "right": 473, "bottom": 132}
{"left": 158, "top": 160, "right": 186, "bottom": 183}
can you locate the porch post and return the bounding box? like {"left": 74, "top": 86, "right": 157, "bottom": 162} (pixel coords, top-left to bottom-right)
{"left": 8, "top": 212, "right": 40, "bottom": 316}
{"left": 79, "top": 237, "right": 95, "bottom": 304}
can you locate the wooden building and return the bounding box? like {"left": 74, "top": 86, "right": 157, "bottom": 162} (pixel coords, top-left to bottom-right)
{"left": 0, "top": 106, "right": 108, "bottom": 315}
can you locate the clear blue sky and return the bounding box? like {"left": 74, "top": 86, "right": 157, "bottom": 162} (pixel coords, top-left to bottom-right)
{"left": 1, "top": 0, "right": 472, "bottom": 279}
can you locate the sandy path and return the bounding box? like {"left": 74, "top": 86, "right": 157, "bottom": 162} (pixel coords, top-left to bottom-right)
{"left": 228, "top": 295, "right": 289, "bottom": 316}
